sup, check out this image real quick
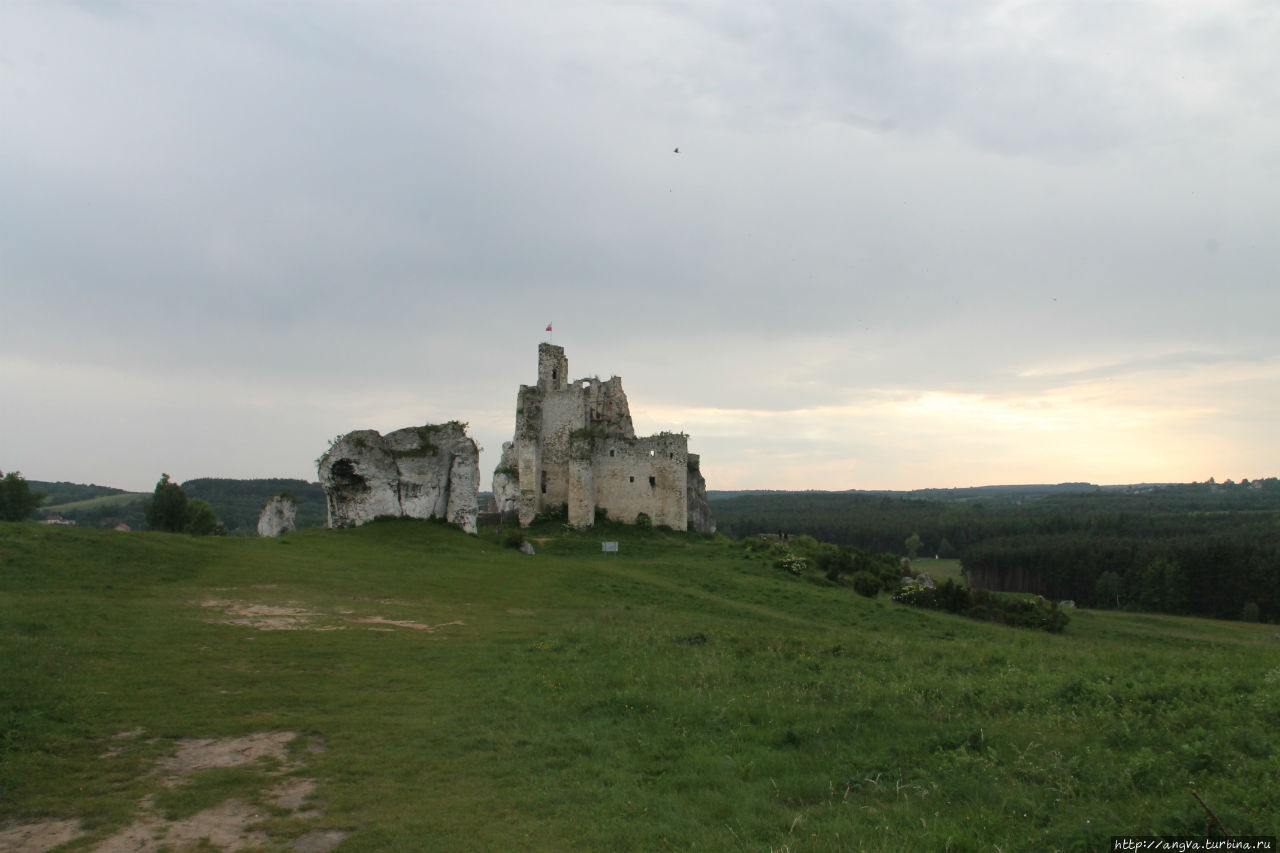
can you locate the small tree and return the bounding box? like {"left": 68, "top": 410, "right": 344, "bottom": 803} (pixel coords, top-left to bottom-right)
{"left": 185, "top": 499, "right": 220, "bottom": 536}
{"left": 851, "top": 571, "right": 881, "bottom": 598}
{"left": 905, "top": 532, "right": 924, "bottom": 559}
{"left": 0, "top": 471, "right": 43, "bottom": 521}
{"left": 1095, "top": 571, "right": 1124, "bottom": 609}
{"left": 144, "top": 474, "right": 188, "bottom": 532}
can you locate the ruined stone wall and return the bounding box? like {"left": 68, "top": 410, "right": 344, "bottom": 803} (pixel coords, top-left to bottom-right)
{"left": 498, "top": 343, "right": 712, "bottom": 532}
{"left": 537, "top": 383, "right": 588, "bottom": 511}
{"left": 685, "top": 454, "right": 716, "bottom": 534}
{"left": 538, "top": 345, "right": 569, "bottom": 392}
{"left": 574, "top": 433, "right": 689, "bottom": 529}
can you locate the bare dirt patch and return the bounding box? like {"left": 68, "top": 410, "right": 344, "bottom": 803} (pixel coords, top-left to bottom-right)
{"left": 196, "top": 599, "right": 321, "bottom": 631}
{"left": 0, "top": 819, "right": 84, "bottom": 853}
{"left": 5, "top": 732, "right": 344, "bottom": 852}
{"left": 348, "top": 617, "right": 464, "bottom": 632}
{"left": 268, "top": 777, "right": 317, "bottom": 813}
{"left": 293, "top": 829, "right": 351, "bottom": 853}
{"left": 195, "top": 597, "right": 464, "bottom": 634}
{"left": 153, "top": 730, "right": 297, "bottom": 779}
{"left": 95, "top": 799, "right": 270, "bottom": 853}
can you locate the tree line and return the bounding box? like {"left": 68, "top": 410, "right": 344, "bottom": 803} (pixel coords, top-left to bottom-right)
{"left": 710, "top": 480, "right": 1280, "bottom": 622}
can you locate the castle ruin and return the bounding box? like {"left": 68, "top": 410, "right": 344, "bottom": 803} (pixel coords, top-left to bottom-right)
{"left": 493, "top": 344, "right": 715, "bottom": 533}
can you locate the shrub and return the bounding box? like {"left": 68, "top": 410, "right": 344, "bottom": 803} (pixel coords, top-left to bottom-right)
{"left": 534, "top": 503, "right": 568, "bottom": 523}
{"left": 893, "top": 578, "right": 1068, "bottom": 633}
{"left": 635, "top": 513, "right": 652, "bottom": 529}
{"left": 186, "top": 499, "right": 221, "bottom": 536}
{"left": 851, "top": 571, "right": 881, "bottom": 598}
{"left": 503, "top": 529, "right": 527, "bottom": 550}
{"left": 774, "top": 552, "right": 807, "bottom": 576}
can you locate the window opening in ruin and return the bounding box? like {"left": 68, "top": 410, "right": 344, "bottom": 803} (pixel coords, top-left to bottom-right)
{"left": 540, "top": 471, "right": 547, "bottom": 494}
{"left": 609, "top": 449, "right": 615, "bottom": 457}
{"left": 629, "top": 476, "right": 634, "bottom": 483}
{"left": 649, "top": 450, "right": 655, "bottom": 457}
{"left": 649, "top": 476, "right": 656, "bottom": 487}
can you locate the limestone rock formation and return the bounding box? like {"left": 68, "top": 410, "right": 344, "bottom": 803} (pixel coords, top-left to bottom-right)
{"left": 257, "top": 495, "right": 297, "bottom": 538}
{"left": 492, "top": 441, "right": 520, "bottom": 521}
{"left": 317, "top": 422, "right": 479, "bottom": 533}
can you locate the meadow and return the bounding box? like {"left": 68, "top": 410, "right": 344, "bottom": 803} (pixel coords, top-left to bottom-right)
{"left": 2, "top": 519, "right": 1277, "bottom": 851}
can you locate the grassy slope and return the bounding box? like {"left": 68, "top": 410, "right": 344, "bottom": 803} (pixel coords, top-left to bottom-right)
{"left": 2, "top": 521, "right": 1277, "bottom": 852}
{"left": 37, "top": 492, "right": 147, "bottom": 513}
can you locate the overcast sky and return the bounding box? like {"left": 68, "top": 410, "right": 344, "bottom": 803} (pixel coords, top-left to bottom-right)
{"left": 3, "top": 0, "right": 1278, "bottom": 494}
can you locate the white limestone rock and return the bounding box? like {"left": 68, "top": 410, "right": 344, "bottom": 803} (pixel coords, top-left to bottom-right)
{"left": 491, "top": 441, "right": 520, "bottom": 520}
{"left": 317, "top": 422, "right": 479, "bottom": 533}
{"left": 257, "top": 495, "right": 297, "bottom": 538}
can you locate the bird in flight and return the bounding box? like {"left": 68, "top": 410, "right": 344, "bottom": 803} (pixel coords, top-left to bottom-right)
{"left": 673, "top": 147, "right": 679, "bottom": 154}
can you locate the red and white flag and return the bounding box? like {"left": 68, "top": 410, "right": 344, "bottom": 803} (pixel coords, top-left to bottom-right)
{"left": 546, "top": 323, "right": 553, "bottom": 332}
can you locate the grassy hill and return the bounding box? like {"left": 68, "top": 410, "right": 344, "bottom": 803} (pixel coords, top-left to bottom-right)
{"left": 2, "top": 520, "right": 1277, "bottom": 850}
{"left": 30, "top": 481, "right": 148, "bottom": 529}
{"left": 180, "top": 478, "right": 328, "bottom": 536}
{"left": 28, "top": 478, "right": 327, "bottom": 535}
{"left": 37, "top": 492, "right": 147, "bottom": 514}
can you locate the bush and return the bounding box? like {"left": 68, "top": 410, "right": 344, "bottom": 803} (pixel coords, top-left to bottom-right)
{"left": 503, "top": 529, "right": 527, "bottom": 550}
{"left": 635, "top": 513, "right": 652, "bottom": 529}
{"left": 534, "top": 504, "right": 568, "bottom": 523}
{"left": 185, "top": 499, "right": 221, "bottom": 536}
{"left": 893, "top": 578, "right": 1068, "bottom": 633}
{"left": 774, "top": 551, "right": 807, "bottom": 575}
{"left": 851, "top": 571, "right": 881, "bottom": 597}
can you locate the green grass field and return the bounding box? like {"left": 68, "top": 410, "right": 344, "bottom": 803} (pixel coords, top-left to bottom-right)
{"left": 2, "top": 520, "right": 1277, "bottom": 851}
{"left": 906, "top": 557, "right": 964, "bottom": 584}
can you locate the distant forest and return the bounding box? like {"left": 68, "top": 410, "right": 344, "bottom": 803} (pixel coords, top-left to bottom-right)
{"left": 181, "top": 479, "right": 327, "bottom": 536}
{"left": 710, "top": 479, "right": 1280, "bottom": 622}
{"left": 33, "top": 478, "right": 327, "bottom": 536}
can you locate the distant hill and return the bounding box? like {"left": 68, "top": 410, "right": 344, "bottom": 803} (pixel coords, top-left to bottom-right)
{"left": 709, "top": 483, "right": 1125, "bottom": 503}
{"left": 181, "top": 478, "right": 327, "bottom": 536}
{"left": 32, "top": 480, "right": 137, "bottom": 506}
{"left": 28, "top": 477, "right": 327, "bottom": 535}
{"left": 709, "top": 478, "right": 1280, "bottom": 548}
{"left": 32, "top": 481, "right": 148, "bottom": 529}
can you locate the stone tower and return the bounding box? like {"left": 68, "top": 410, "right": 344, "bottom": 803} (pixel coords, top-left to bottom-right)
{"left": 492, "top": 344, "right": 714, "bottom": 532}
